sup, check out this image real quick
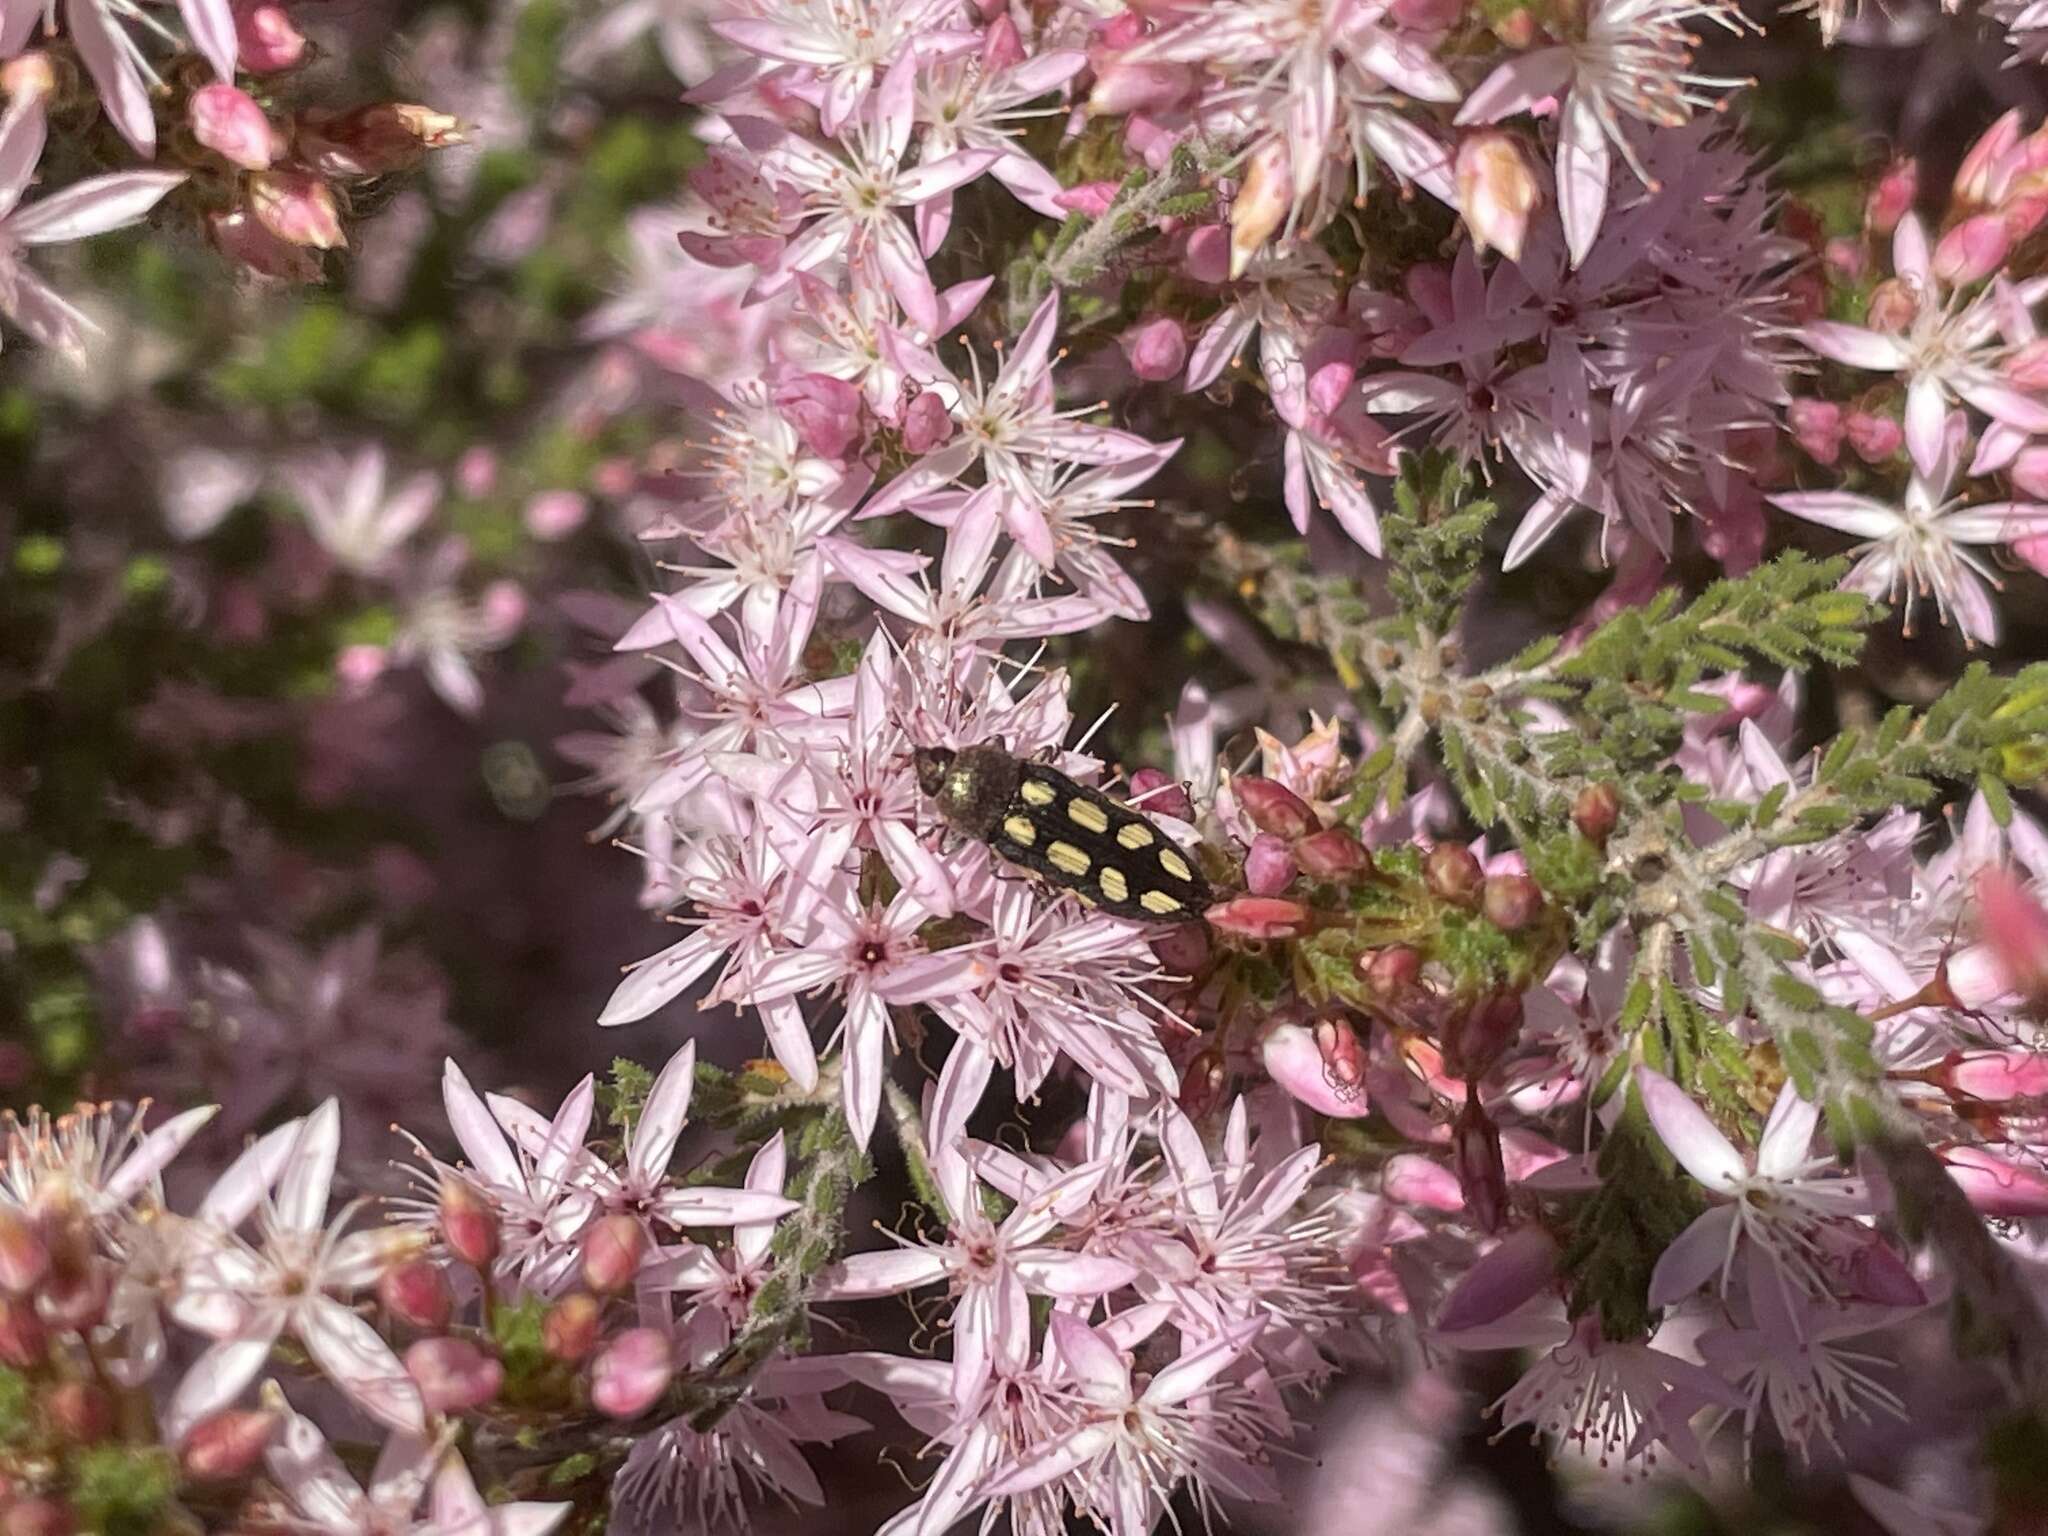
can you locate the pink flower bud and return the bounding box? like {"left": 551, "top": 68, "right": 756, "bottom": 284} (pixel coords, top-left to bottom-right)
{"left": 590, "top": 1326, "right": 673, "bottom": 1418}
{"left": 1259, "top": 1020, "right": 1373, "bottom": 1118}
{"left": 1229, "top": 139, "right": 1291, "bottom": 280}
{"left": 580, "top": 1215, "right": 648, "bottom": 1295}
{"left": 521, "top": 489, "right": 588, "bottom": 542}
{"left": 1571, "top": 783, "right": 1620, "bottom": 847}
{"left": 1864, "top": 158, "right": 1917, "bottom": 236}
{"left": 250, "top": 170, "right": 344, "bottom": 250}
{"left": 2003, "top": 193, "right": 2048, "bottom": 243}
{"left": 207, "top": 207, "right": 321, "bottom": 282}
{"left": 1822, "top": 237, "right": 1866, "bottom": 282}
{"left": 1436, "top": 1226, "right": 1559, "bottom": 1332}
{"left": 190, "top": 84, "right": 276, "bottom": 170}
{"left": 1453, "top": 1096, "right": 1508, "bottom": 1233}
{"left": 1127, "top": 767, "right": 1192, "bottom": 820}
{"left": 773, "top": 371, "right": 863, "bottom": 460}
{"left": 457, "top": 446, "right": 498, "bottom": 498}
{"left": 1088, "top": 58, "right": 1194, "bottom": 116}
{"left": 1052, "top": 181, "right": 1119, "bottom": 218}
{"left": 1943, "top": 1144, "right": 2048, "bottom": 1217}
{"left": 899, "top": 389, "right": 953, "bottom": 455}
{"left": 1243, "top": 833, "right": 1297, "bottom": 896}
{"left": 1932, "top": 213, "right": 2011, "bottom": 288}
{"left": 1977, "top": 868, "right": 2048, "bottom": 1002}
{"left": 1864, "top": 278, "right": 1918, "bottom": 334}
{"left": 543, "top": 1293, "right": 603, "bottom": 1363}
{"left": 1119, "top": 315, "right": 1187, "bottom": 382}
{"left": 1203, "top": 895, "right": 1311, "bottom": 940}
{"left": 0, "top": 1296, "right": 46, "bottom": 1368}
{"left": 1294, "top": 827, "right": 1372, "bottom": 881}
{"left": 480, "top": 580, "right": 526, "bottom": 639}
{"left": 42, "top": 1382, "right": 112, "bottom": 1444}
{"left": 1234, "top": 777, "right": 1317, "bottom": 839}
{"left": 335, "top": 643, "right": 388, "bottom": 693}
{"left": 232, "top": 0, "right": 305, "bottom": 71}
{"left": 0, "top": 1208, "right": 48, "bottom": 1295}
{"left": 1424, "top": 842, "right": 1484, "bottom": 906}
{"left": 1481, "top": 873, "right": 1542, "bottom": 932}
{"left": 405, "top": 1337, "right": 504, "bottom": 1413}
{"left": 1455, "top": 132, "right": 1539, "bottom": 263}
{"left": 1844, "top": 409, "right": 1902, "bottom": 464}
{"left": 1787, "top": 398, "right": 1845, "bottom": 466}
{"left": 438, "top": 1177, "right": 501, "bottom": 1270}
{"left": 1181, "top": 224, "right": 1230, "bottom": 285}
{"left": 1360, "top": 944, "right": 1421, "bottom": 996}
{"left": 378, "top": 1258, "right": 454, "bottom": 1330}
{"left": 180, "top": 1409, "right": 279, "bottom": 1480}
{"left": 1955, "top": 110, "right": 2023, "bottom": 209}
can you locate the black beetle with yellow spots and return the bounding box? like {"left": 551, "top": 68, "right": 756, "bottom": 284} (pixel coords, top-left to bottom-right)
{"left": 914, "top": 744, "right": 1211, "bottom": 923}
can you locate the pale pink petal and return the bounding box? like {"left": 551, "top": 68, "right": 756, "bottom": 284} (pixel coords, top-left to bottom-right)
{"left": 653, "top": 1186, "right": 799, "bottom": 1226}
{"left": 1453, "top": 49, "right": 1572, "bottom": 124}
{"left": 1646, "top": 1205, "right": 1738, "bottom": 1305}
{"left": 67, "top": 0, "right": 155, "bottom": 156}
{"left": 1556, "top": 95, "right": 1608, "bottom": 270}
{"left": 0, "top": 98, "right": 47, "bottom": 220}
{"left": 1755, "top": 1082, "right": 1821, "bottom": 1179}
{"left": 178, "top": 0, "right": 238, "bottom": 78}
{"left": 815, "top": 1247, "right": 951, "bottom": 1298}
{"left": 1636, "top": 1067, "right": 1745, "bottom": 1193}
{"left": 105, "top": 1104, "right": 218, "bottom": 1204}
{"left": 274, "top": 1099, "right": 340, "bottom": 1232}
{"left": 1010, "top": 1249, "right": 1137, "bottom": 1295}
{"left": 300, "top": 1295, "right": 426, "bottom": 1433}
{"left": 629, "top": 1039, "right": 698, "bottom": 1183}
{"left": 197, "top": 1120, "right": 302, "bottom": 1228}
{"left": 1801, "top": 322, "right": 1910, "bottom": 372}
{"left": 1143, "top": 1319, "right": 1263, "bottom": 1406}
{"left": 11, "top": 169, "right": 185, "bottom": 245}
{"left": 163, "top": 1327, "right": 280, "bottom": 1443}
{"left": 1766, "top": 490, "right": 1897, "bottom": 539}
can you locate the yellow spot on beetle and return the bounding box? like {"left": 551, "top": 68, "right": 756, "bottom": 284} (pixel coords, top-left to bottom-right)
{"left": 1067, "top": 798, "right": 1110, "bottom": 834}
{"left": 1158, "top": 847, "right": 1194, "bottom": 882}
{"left": 1003, "top": 815, "right": 1037, "bottom": 846}
{"left": 1099, "top": 866, "right": 1130, "bottom": 902}
{"left": 1046, "top": 840, "right": 1091, "bottom": 877}
{"left": 1020, "top": 780, "right": 1057, "bottom": 807}
{"left": 1140, "top": 889, "right": 1182, "bottom": 916}
{"left": 1116, "top": 822, "right": 1155, "bottom": 850}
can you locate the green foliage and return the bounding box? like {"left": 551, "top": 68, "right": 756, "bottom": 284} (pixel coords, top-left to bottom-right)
{"left": 70, "top": 1445, "right": 179, "bottom": 1536}
{"left": 1562, "top": 1085, "right": 1705, "bottom": 1341}
{"left": 1378, "top": 453, "right": 1496, "bottom": 642}
{"left": 601, "top": 1056, "right": 655, "bottom": 1136}
{"left": 0, "top": 1367, "right": 29, "bottom": 1448}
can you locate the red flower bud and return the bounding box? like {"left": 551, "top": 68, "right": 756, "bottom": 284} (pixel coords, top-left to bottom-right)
{"left": 1127, "top": 768, "right": 1193, "bottom": 821}
{"left": 190, "top": 83, "right": 277, "bottom": 170}
{"left": 1294, "top": 828, "right": 1373, "bottom": 881}
{"left": 1, "top": 1498, "right": 74, "bottom": 1536}
{"left": 1423, "top": 843, "right": 1484, "bottom": 906}
{"left": 249, "top": 170, "right": 345, "bottom": 250}
{"left": 1203, "top": 895, "right": 1311, "bottom": 940}
{"left": 1444, "top": 991, "right": 1525, "bottom": 1081}
{"left": 580, "top": 1215, "right": 648, "bottom": 1296}
{"left": 231, "top": 0, "right": 304, "bottom": 70}
{"left": 1176, "top": 1048, "right": 1228, "bottom": 1121}
{"left": 439, "top": 1177, "right": 501, "bottom": 1271}
{"left": 296, "top": 104, "right": 463, "bottom": 179}
{"left": 1844, "top": 409, "right": 1903, "bottom": 464}
{"left": 1234, "top": 777, "right": 1318, "bottom": 839}
{"left": 1359, "top": 944, "right": 1421, "bottom": 996}
{"left": 1481, "top": 873, "right": 1543, "bottom": 932}
{"left": 378, "top": 1258, "right": 454, "bottom": 1331}
{"left": 180, "top": 1409, "right": 280, "bottom": 1481}
{"left": 1571, "top": 783, "right": 1620, "bottom": 847}
{"left": 543, "top": 1293, "right": 603, "bottom": 1364}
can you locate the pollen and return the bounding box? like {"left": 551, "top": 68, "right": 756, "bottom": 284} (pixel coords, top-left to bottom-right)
{"left": 1140, "top": 889, "right": 1182, "bottom": 916}
{"left": 1003, "top": 815, "right": 1037, "bottom": 846}
{"left": 1116, "top": 822, "right": 1154, "bottom": 850}
{"left": 1158, "top": 847, "right": 1194, "bottom": 882}
{"left": 1099, "top": 866, "right": 1130, "bottom": 902}
{"left": 1020, "top": 780, "right": 1057, "bottom": 807}
{"left": 1067, "top": 798, "right": 1110, "bottom": 834}
{"left": 1046, "top": 840, "right": 1091, "bottom": 877}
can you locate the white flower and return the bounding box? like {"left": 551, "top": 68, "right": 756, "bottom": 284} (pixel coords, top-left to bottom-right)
{"left": 1768, "top": 409, "right": 2048, "bottom": 646}
{"left": 1637, "top": 1068, "right": 1873, "bottom": 1308}
{"left": 165, "top": 1101, "right": 427, "bottom": 1439}
{"left": 289, "top": 445, "right": 441, "bottom": 576}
